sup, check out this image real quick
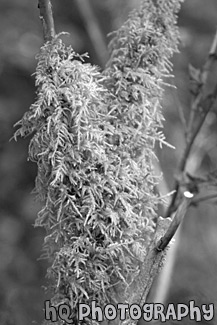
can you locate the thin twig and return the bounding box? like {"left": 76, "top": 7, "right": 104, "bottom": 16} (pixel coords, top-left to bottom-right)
{"left": 164, "top": 33, "right": 217, "bottom": 220}
{"left": 192, "top": 193, "right": 217, "bottom": 206}
{"left": 38, "top": 0, "right": 55, "bottom": 42}
{"left": 187, "top": 28, "right": 217, "bottom": 140}
{"left": 156, "top": 196, "right": 191, "bottom": 251}
{"left": 180, "top": 84, "right": 217, "bottom": 171}
{"left": 165, "top": 92, "right": 217, "bottom": 219}
{"left": 160, "top": 85, "right": 217, "bottom": 245}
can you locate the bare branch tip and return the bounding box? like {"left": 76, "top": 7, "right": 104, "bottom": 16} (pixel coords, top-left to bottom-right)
{"left": 38, "top": 0, "right": 55, "bottom": 42}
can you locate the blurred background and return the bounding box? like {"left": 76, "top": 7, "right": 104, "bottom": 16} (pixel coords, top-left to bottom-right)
{"left": 0, "top": 0, "right": 217, "bottom": 324}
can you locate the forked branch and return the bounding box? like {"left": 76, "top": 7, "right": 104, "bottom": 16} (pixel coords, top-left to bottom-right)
{"left": 164, "top": 29, "right": 217, "bottom": 221}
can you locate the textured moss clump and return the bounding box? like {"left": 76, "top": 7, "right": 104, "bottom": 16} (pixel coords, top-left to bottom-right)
{"left": 15, "top": 0, "right": 183, "bottom": 324}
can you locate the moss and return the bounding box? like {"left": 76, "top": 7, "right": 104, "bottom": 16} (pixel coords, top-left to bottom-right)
{"left": 15, "top": 0, "right": 183, "bottom": 324}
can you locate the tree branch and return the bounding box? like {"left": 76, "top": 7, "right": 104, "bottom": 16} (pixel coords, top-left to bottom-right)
{"left": 192, "top": 193, "right": 217, "bottom": 206}
{"left": 164, "top": 30, "right": 217, "bottom": 220}
{"left": 156, "top": 195, "right": 191, "bottom": 251}
{"left": 38, "top": 0, "right": 55, "bottom": 42}
{"left": 187, "top": 29, "right": 217, "bottom": 138}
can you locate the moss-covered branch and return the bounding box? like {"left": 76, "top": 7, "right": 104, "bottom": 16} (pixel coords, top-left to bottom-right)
{"left": 15, "top": 1, "right": 184, "bottom": 324}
